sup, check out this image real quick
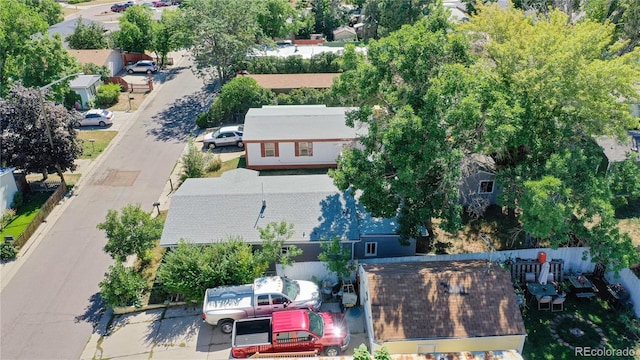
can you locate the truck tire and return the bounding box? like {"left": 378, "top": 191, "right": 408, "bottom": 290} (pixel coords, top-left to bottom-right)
{"left": 219, "top": 320, "right": 234, "bottom": 334}
{"left": 325, "top": 346, "right": 340, "bottom": 357}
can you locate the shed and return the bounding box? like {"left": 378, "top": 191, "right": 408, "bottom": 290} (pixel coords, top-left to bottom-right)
{"left": 359, "top": 260, "right": 527, "bottom": 354}
{"left": 242, "top": 105, "right": 365, "bottom": 170}
{"left": 69, "top": 75, "right": 102, "bottom": 110}
{"left": 332, "top": 25, "right": 357, "bottom": 41}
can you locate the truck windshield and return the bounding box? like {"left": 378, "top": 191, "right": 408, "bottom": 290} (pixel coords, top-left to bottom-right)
{"left": 282, "top": 277, "right": 299, "bottom": 300}
{"left": 307, "top": 311, "right": 324, "bottom": 337}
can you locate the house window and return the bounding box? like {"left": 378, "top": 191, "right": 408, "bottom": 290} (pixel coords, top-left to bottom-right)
{"left": 280, "top": 246, "right": 289, "bottom": 256}
{"left": 365, "top": 242, "right": 377, "bottom": 257}
{"left": 261, "top": 142, "right": 278, "bottom": 157}
{"left": 479, "top": 180, "right": 494, "bottom": 194}
{"left": 296, "top": 142, "right": 313, "bottom": 156}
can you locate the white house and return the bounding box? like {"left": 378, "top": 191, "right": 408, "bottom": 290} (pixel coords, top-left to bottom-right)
{"left": 69, "top": 75, "right": 102, "bottom": 110}
{"left": 243, "top": 105, "right": 365, "bottom": 170}
{"left": 0, "top": 168, "right": 19, "bottom": 212}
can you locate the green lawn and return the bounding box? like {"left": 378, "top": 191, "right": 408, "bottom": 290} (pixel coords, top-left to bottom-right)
{"left": 522, "top": 288, "right": 640, "bottom": 359}
{"left": 0, "top": 192, "right": 51, "bottom": 243}
{"left": 77, "top": 131, "right": 118, "bottom": 159}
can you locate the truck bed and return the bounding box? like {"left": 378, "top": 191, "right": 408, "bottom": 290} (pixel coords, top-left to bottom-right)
{"left": 233, "top": 318, "right": 272, "bottom": 347}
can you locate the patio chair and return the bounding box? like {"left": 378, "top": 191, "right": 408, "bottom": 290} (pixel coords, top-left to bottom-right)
{"left": 537, "top": 295, "right": 552, "bottom": 310}
{"left": 525, "top": 272, "right": 536, "bottom": 283}
{"left": 551, "top": 296, "right": 566, "bottom": 312}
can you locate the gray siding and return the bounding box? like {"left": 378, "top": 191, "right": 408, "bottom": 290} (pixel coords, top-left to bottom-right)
{"left": 354, "top": 236, "right": 415, "bottom": 259}
{"left": 459, "top": 171, "right": 500, "bottom": 206}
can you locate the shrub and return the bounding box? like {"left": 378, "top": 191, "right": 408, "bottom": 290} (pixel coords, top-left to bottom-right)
{"left": 10, "top": 191, "right": 23, "bottom": 209}
{"left": 0, "top": 241, "right": 18, "bottom": 260}
{"left": 96, "top": 83, "right": 122, "bottom": 107}
{"left": 204, "top": 154, "right": 222, "bottom": 173}
{"left": 99, "top": 261, "right": 148, "bottom": 308}
{"left": 1, "top": 208, "right": 17, "bottom": 230}
{"left": 195, "top": 111, "right": 211, "bottom": 129}
{"left": 180, "top": 139, "right": 205, "bottom": 181}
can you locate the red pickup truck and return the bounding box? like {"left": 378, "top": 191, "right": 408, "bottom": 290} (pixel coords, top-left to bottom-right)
{"left": 231, "top": 310, "right": 350, "bottom": 358}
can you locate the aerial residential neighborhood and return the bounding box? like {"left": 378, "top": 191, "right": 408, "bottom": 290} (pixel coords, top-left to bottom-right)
{"left": 1, "top": 0, "right": 639, "bottom": 359}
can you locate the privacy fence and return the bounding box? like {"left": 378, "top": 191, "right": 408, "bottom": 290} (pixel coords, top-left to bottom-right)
{"left": 277, "top": 247, "right": 640, "bottom": 317}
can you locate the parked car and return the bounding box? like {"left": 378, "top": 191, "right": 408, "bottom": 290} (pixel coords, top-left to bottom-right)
{"left": 111, "top": 1, "right": 134, "bottom": 12}
{"left": 202, "top": 125, "right": 244, "bottom": 149}
{"left": 77, "top": 109, "right": 114, "bottom": 127}
{"left": 202, "top": 276, "right": 321, "bottom": 333}
{"left": 152, "top": 1, "right": 168, "bottom": 6}
{"left": 231, "top": 310, "right": 350, "bottom": 358}
{"left": 126, "top": 60, "right": 158, "bottom": 74}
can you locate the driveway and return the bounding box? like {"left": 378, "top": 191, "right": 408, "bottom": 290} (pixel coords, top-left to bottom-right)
{"left": 82, "top": 304, "right": 368, "bottom": 360}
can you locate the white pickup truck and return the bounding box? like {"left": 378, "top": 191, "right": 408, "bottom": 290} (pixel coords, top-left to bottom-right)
{"left": 202, "top": 276, "right": 321, "bottom": 333}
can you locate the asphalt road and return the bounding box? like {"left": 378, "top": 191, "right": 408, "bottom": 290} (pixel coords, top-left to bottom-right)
{"left": 0, "top": 61, "right": 212, "bottom": 359}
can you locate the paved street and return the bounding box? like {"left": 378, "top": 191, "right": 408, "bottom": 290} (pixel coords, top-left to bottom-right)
{"left": 0, "top": 56, "right": 212, "bottom": 359}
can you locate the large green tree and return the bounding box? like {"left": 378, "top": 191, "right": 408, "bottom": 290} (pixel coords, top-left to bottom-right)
{"left": 182, "top": 0, "right": 265, "bottom": 83}
{"left": 463, "top": 5, "right": 640, "bottom": 271}
{"left": 96, "top": 204, "right": 164, "bottom": 262}
{"left": 585, "top": 0, "right": 640, "bottom": 54}
{"left": 330, "top": 6, "right": 473, "bottom": 242}
{"left": 363, "top": 0, "right": 437, "bottom": 39}
{"left": 311, "top": 0, "right": 346, "bottom": 39}
{"left": 66, "top": 17, "right": 108, "bottom": 49}
{"left": 0, "top": 83, "right": 83, "bottom": 179}
{"left": 257, "top": 0, "right": 297, "bottom": 39}
{"left": 23, "top": 0, "right": 63, "bottom": 26}
{"left": 151, "top": 9, "right": 187, "bottom": 67}
{"left": 112, "top": 5, "right": 154, "bottom": 53}
{"left": 0, "top": 0, "right": 48, "bottom": 96}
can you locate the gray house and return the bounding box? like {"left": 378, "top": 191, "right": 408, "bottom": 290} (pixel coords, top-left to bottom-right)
{"left": 159, "top": 169, "right": 415, "bottom": 260}
{"left": 458, "top": 154, "right": 500, "bottom": 207}
{"left": 595, "top": 131, "right": 640, "bottom": 170}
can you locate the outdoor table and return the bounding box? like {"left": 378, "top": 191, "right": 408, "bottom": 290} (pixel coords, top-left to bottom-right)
{"left": 607, "top": 284, "right": 631, "bottom": 310}
{"left": 568, "top": 275, "right": 594, "bottom": 290}
{"left": 526, "top": 283, "right": 558, "bottom": 298}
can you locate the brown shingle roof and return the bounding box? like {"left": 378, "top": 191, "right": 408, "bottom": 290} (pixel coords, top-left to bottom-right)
{"left": 68, "top": 49, "right": 114, "bottom": 66}
{"left": 245, "top": 73, "right": 340, "bottom": 90}
{"left": 363, "top": 260, "right": 527, "bottom": 342}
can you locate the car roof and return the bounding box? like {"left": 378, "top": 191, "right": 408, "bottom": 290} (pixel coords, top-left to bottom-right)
{"left": 136, "top": 60, "right": 155, "bottom": 64}
{"left": 272, "top": 310, "right": 309, "bottom": 333}
{"left": 85, "top": 109, "right": 106, "bottom": 115}
{"left": 219, "top": 125, "right": 243, "bottom": 133}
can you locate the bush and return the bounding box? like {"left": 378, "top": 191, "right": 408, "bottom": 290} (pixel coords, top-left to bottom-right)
{"left": 180, "top": 139, "right": 205, "bottom": 181}
{"left": 0, "top": 241, "right": 18, "bottom": 260}
{"left": 10, "top": 192, "right": 23, "bottom": 209}
{"left": 195, "top": 111, "right": 211, "bottom": 129}
{"left": 205, "top": 154, "right": 222, "bottom": 173}
{"left": 99, "top": 261, "right": 148, "bottom": 309}
{"left": 244, "top": 52, "right": 345, "bottom": 74}
{"left": 96, "top": 83, "right": 122, "bottom": 107}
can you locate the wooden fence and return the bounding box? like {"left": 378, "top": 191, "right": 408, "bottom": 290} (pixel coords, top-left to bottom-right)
{"left": 11, "top": 182, "right": 67, "bottom": 250}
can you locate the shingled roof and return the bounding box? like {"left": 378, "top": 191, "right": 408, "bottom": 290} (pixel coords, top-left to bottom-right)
{"left": 362, "top": 261, "right": 527, "bottom": 342}
{"left": 244, "top": 73, "right": 339, "bottom": 91}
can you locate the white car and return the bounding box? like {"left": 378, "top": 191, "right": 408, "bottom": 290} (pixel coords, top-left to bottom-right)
{"left": 126, "top": 60, "right": 158, "bottom": 74}
{"left": 203, "top": 125, "right": 244, "bottom": 149}
{"left": 77, "top": 109, "right": 113, "bottom": 127}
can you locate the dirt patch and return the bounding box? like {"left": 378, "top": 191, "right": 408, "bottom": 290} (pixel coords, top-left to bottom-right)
{"left": 106, "top": 92, "right": 147, "bottom": 112}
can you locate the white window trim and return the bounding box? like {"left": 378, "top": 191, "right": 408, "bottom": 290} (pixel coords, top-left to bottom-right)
{"left": 364, "top": 242, "right": 377, "bottom": 257}
{"left": 478, "top": 180, "right": 494, "bottom": 194}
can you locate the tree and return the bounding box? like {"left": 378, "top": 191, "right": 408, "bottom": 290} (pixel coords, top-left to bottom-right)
{"left": 311, "top": 0, "right": 346, "bottom": 39}
{"left": 99, "top": 261, "right": 148, "bottom": 309}
{"left": 96, "top": 204, "right": 164, "bottom": 262}
{"left": 157, "top": 238, "right": 266, "bottom": 302}
{"left": 256, "top": 221, "right": 303, "bottom": 268}
{"left": 0, "top": 83, "right": 83, "bottom": 178}
{"left": 585, "top": 0, "right": 640, "bottom": 54}
{"left": 257, "top": 0, "right": 297, "bottom": 39}
{"left": 180, "top": 138, "right": 206, "bottom": 181}
{"left": 0, "top": 0, "right": 48, "bottom": 96}
{"left": 151, "top": 9, "right": 186, "bottom": 67}
{"left": 182, "top": 0, "right": 265, "bottom": 83}
{"left": 112, "top": 6, "right": 154, "bottom": 53}
{"left": 363, "top": 0, "right": 437, "bottom": 39}
{"left": 330, "top": 7, "right": 472, "bottom": 242}
{"left": 463, "top": 4, "right": 640, "bottom": 271}
{"left": 23, "top": 0, "right": 63, "bottom": 26}
{"left": 318, "top": 237, "right": 354, "bottom": 280}
{"left": 81, "top": 63, "right": 110, "bottom": 81}
{"left": 211, "top": 76, "right": 274, "bottom": 123}
{"left": 66, "top": 17, "right": 108, "bottom": 49}
{"left": 19, "top": 34, "right": 83, "bottom": 97}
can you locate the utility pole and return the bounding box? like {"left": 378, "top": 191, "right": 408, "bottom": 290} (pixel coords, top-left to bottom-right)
{"left": 38, "top": 73, "right": 84, "bottom": 184}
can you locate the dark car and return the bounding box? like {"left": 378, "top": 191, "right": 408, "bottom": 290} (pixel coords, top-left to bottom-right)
{"left": 111, "top": 1, "right": 134, "bottom": 12}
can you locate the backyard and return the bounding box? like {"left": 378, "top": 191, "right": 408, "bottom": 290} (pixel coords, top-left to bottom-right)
{"left": 0, "top": 192, "right": 51, "bottom": 243}
{"left": 521, "top": 280, "right": 640, "bottom": 359}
